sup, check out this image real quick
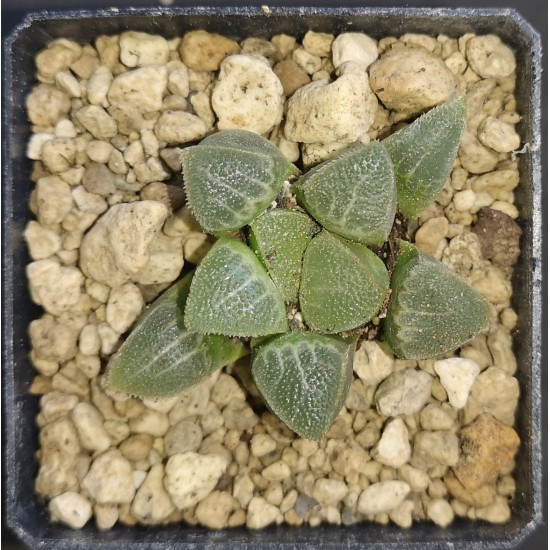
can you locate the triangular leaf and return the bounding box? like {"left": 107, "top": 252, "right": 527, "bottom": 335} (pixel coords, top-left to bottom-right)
{"left": 105, "top": 273, "right": 247, "bottom": 398}
{"left": 300, "top": 230, "right": 389, "bottom": 333}
{"left": 293, "top": 141, "right": 396, "bottom": 246}
{"left": 249, "top": 209, "right": 317, "bottom": 303}
{"left": 252, "top": 332, "right": 355, "bottom": 439}
{"left": 184, "top": 237, "right": 288, "bottom": 337}
{"left": 385, "top": 95, "right": 467, "bottom": 219}
{"left": 384, "top": 241, "right": 491, "bottom": 360}
{"left": 182, "top": 129, "right": 300, "bottom": 234}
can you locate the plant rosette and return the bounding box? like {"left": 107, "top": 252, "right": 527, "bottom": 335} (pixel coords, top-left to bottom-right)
{"left": 106, "top": 96, "right": 491, "bottom": 440}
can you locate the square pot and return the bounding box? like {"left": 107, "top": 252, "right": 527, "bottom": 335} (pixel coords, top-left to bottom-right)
{"left": 2, "top": 6, "right": 543, "bottom": 549}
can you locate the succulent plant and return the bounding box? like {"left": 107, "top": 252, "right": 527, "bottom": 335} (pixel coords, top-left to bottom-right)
{"left": 106, "top": 95, "right": 491, "bottom": 440}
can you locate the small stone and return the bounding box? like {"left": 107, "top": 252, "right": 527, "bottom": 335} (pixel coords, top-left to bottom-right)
{"left": 179, "top": 30, "right": 240, "bottom": 72}
{"left": 119, "top": 434, "right": 153, "bottom": 462}
{"left": 70, "top": 402, "right": 111, "bottom": 453}
{"left": 312, "top": 478, "right": 348, "bottom": 506}
{"left": 475, "top": 495, "right": 511, "bottom": 524}
{"left": 87, "top": 66, "right": 113, "bottom": 106}
{"left": 129, "top": 409, "right": 169, "bottom": 437}
{"left": 466, "top": 35, "right": 516, "bottom": 78}
{"left": 353, "top": 340, "right": 394, "bottom": 386}
{"left": 412, "top": 431, "right": 459, "bottom": 469}
{"left": 164, "top": 420, "right": 203, "bottom": 456}
{"left": 415, "top": 217, "right": 448, "bottom": 256}
{"left": 357, "top": 481, "right": 410, "bottom": 515}
{"left": 375, "top": 369, "right": 433, "bottom": 417}
{"left": 478, "top": 117, "right": 520, "bottom": 153}
{"left": 250, "top": 434, "right": 277, "bottom": 457}
{"left": 434, "top": 357, "right": 480, "bottom": 409}
{"left": 94, "top": 503, "right": 118, "bottom": 531}
{"left": 241, "top": 37, "right": 278, "bottom": 63}
{"left": 273, "top": 59, "right": 311, "bottom": 96}
{"left": 24, "top": 221, "right": 61, "bottom": 260}
{"left": 119, "top": 31, "right": 170, "bottom": 68}
{"left": 131, "top": 463, "right": 175, "bottom": 524}
{"left": 453, "top": 413, "right": 520, "bottom": 491}
{"left": 472, "top": 207, "right": 522, "bottom": 267}
{"left": 35, "top": 175, "right": 73, "bottom": 227}
{"left": 389, "top": 499, "right": 415, "bottom": 528}
{"left": 212, "top": 54, "right": 284, "bottom": 135}
{"left": 427, "top": 498, "right": 454, "bottom": 527}
{"left": 419, "top": 403, "right": 455, "bottom": 431}
{"left": 26, "top": 84, "right": 71, "bottom": 127}
{"left": 195, "top": 491, "right": 238, "bottom": 529}
{"left": 164, "top": 452, "right": 228, "bottom": 509}
{"left": 79, "top": 201, "right": 170, "bottom": 288}
{"left": 302, "top": 31, "right": 334, "bottom": 58}
{"left": 222, "top": 398, "right": 259, "bottom": 432}
{"left": 75, "top": 106, "right": 117, "bottom": 140}
{"left": 27, "top": 260, "right": 83, "bottom": 316}
{"left": 285, "top": 69, "right": 376, "bottom": 144}
{"left": 107, "top": 66, "right": 167, "bottom": 113}
{"left": 369, "top": 46, "right": 458, "bottom": 114}
{"left": 106, "top": 283, "right": 144, "bottom": 333}
{"left": 332, "top": 32, "right": 378, "bottom": 71}
{"left": 154, "top": 110, "right": 208, "bottom": 145}
{"left": 82, "top": 163, "right": 117, "bottom": 197}
{"left": 372, "top": 417, "right": 411, "bottom": 468}
{"left": 459, "top": 129, "right": 499, "bottom": 174}
{"left": 262, "top": 460, "right": 291, "bottom": 482}
{"left": 49, "top": 492, "right": 92, "bottom": 529}
{"left": 444, "top": 471, "right": 497, "bottom": 508}
{"left": 82, "top": 449, "right": 135, "bottom": 504}
{"left": 398, "top": 464, "right": 430, "bottom": 492}
{"left": 233, "top": 474, "right": 254, "bottom": 508}
{"left": 291, "top": 47, "right": 322, "bottom": 75}
{"left": 246, "top": 496, "right": 280, "bottom": 529}
{"left": 463, "top": 366, "right": 519, "bottom": 426}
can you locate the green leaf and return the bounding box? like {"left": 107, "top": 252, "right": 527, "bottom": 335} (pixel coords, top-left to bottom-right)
{"left": 182, "top": 129, "right": 300, "bottom": 234}
{"left": 384, "top": 241, "right": 491, "bottom": 360}
{"left": 385, "top": 95, "right": 467, "bottom": 219}
{"left": 249, "top": 209, "right": 317, "bottom": 303}
{"left": 300, "top": 230, "right": 389, "bottom": 333}
{"left": 293, "top": 141, "right": 396, "bottom": 246}
{"left": 105, "top": 273, "right": 247, "bottom": 398}
{"left": 184, "top": 237, "right": 288, "bottom": 337}
{"left": 252, "top": 332, "right": 355, "bottom": 439}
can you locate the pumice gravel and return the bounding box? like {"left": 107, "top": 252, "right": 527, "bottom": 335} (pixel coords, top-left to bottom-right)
{"left": 25, "top": 27, "right": 522, "bottom": 531}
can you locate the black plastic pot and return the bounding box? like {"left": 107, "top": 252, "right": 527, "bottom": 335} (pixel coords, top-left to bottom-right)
{"left": 2, "top": 6, "right": 543, "bottom": 549}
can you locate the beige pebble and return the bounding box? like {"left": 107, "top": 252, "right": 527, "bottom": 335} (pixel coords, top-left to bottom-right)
{"left": 427, "top": 498, "right": 454, "bottom": 527}
{"left": 49, "top": 492, "right": 92, "bottom": 529}
{"left": 195, "top": 491, "right": 238, "bottom": 529}
{"left": 262, "top": 460, "right": 291, "bottom": 482}
{"left": 82, "top": 449, "right": 135, "bottom": 504}
{"left": 70, "top": 402, "right": 112, "bottom": 453}
{"left": 250, "top": 434, "right": 277, "bottom": 457}
{"left": 246, "top": 496, "right": 281, "bottom": 529}
{"left": 164, "top": 452, "right": 228, "bottom": 509}
{"left": 357, "top": 481, "right": 410, "bottom": 515}
{"left": 131, "top": 463, "right": 175, "bottom": 524}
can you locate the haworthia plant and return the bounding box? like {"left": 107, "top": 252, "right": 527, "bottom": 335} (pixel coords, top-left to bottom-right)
{"left": 181, "top": 129, "right": 300, "bottom": 234}
{"left": 384, "top": 241, "right": 491, "bottom": 360}
{"left": 300, "top": 231, "right": 389, "bottom": 333}
{"left": 106, "top": 96, "right": 491, "bottom": 440}
{"left": 106, "top": 273, "right": 247, "bottom": 398}
{"left": 385, "top": 95, "right": 467, "bottom": 220}
{"left": 249, "top": 209, "right": 318, "bottom": 303}
{"left": 293, "top": 141, "right": 396, "bottom": 246}
{"left": 184, "top": 237, "right": 288, "bottom": 337}
{"left": 252, "top": 332, "right": 355, "bottom": 439}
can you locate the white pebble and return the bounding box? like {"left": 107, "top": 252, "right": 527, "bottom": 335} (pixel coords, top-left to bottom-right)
{"left": 49, "top": 492, "right": 92, "bottom": 529}
{"left": 357, "top": 481, "right": 410, "bottom": 515}
{"left": 332, "top": 32, "right": 378, "bottom": 71}
{"left": 372, "top": 418, "right": 411, "bottom": 468}
{"left": 434, "top": 357, "right": 480, "bottom": 409}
